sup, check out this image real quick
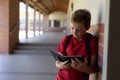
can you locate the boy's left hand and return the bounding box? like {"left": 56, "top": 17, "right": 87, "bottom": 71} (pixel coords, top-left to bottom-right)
{"left": 71, "top": 58, "right": 88, "bottom": 71}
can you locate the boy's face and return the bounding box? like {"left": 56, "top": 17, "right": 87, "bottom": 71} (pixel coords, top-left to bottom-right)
{"left": 70, "top": 21, "right": 89, "bottom": 39}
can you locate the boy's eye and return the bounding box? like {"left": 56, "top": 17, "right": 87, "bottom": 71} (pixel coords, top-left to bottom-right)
{"left": 76, "top": 29, "right": 81, "bottom": 31}
{"left": 71, "top": 27, "right": 82, "bottom": 31}
{"left": 71, "top": 27, "right": 74, "bottom": 30}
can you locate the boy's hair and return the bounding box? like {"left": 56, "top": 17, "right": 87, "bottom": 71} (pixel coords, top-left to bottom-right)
{"left": 71, "top": 9, "right": 91, "bottom": 27}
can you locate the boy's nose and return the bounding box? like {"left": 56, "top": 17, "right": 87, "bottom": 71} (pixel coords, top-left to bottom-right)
{"left": 73, "top": 29, "right": 78, "bottom": 33}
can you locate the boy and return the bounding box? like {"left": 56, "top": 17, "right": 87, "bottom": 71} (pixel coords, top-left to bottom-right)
{"left": 56, "top": 9, "right": 98, "bottom": 80}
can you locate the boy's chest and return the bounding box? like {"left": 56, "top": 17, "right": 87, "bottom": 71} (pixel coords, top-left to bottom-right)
{"left": 66, "top": 40, "right": 88, "bottom": 57}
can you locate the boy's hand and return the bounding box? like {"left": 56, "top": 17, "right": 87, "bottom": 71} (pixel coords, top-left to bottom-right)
{"left": 71, "top": 58, "right": 88, "bottom": 71}
{"left": 55, "top": 59, "right": 71, "bottom": 69}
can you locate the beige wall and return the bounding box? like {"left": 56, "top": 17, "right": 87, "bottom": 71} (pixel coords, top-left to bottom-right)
{"left": 68, "top": 0, "right": 105, "bottom": 24}
{"left": 49, "top": 11, "right": 67, "bottom": 20}
{"left": 74, "top": 0, "right": 105, "bottom": 24}
{"left": 49, "top": 11, "right": 67, "bottom": 27}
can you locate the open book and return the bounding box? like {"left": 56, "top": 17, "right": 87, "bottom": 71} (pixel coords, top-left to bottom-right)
{"left": 49, "top": 49, "right": 85, "bottom": 62}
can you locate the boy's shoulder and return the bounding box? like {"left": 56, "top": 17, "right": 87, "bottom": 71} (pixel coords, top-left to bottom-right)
{"left": 87, "top": 33, "right": 98, "bottom": 40}
{"left": 86, "top": 33, "right": 93, "bottom": 37}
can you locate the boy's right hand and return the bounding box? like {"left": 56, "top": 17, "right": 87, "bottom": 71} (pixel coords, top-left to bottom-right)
{"left": 55, "top": 59, "right": 71, "bottom": 69}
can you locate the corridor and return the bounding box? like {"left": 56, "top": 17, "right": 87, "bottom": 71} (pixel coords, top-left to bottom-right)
{"left": 0, "top": 32, "right": 66, "bottom": 80}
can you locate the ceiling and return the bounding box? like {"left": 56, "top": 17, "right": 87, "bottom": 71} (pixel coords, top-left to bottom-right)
{"left": 20, "top": 0, "right": 69, "bottom": 14}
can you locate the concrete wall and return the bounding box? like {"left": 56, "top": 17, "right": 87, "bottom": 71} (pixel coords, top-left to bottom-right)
{"left": 42, "top": 14, "right": 49, "bottom": 28}
{"left": 103, "top": 0, "right": 120, "bottom": 80}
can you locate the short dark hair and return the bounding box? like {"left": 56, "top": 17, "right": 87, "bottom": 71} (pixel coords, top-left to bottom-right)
{"left": 71, "top": 9, "right": 91, "bottom": 27}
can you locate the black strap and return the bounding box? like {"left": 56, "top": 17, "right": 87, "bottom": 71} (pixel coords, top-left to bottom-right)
{"left": 86, "top": 34, "right": 92, "bottom": 66}
{"left": 64, "top": 34, "right": 73, "bottom": 55}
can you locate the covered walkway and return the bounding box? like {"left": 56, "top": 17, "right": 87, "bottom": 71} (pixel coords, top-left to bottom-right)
{"left": 1, "top": 0, "right": 120, "bottom": 80}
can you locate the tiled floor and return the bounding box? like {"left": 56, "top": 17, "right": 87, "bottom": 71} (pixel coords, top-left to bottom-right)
{"left": 0, "top": 55, "right": 57, "bottom": 80}
{"left": 0, "top": 32, "right": 66, "bottom": 80}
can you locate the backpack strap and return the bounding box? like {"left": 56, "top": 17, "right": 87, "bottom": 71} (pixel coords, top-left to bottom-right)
{"left": 86, "top": 34, "right": 92, "bottom": 66}
{"left": 64, "top": 34, "right": 72, "bottom": 55}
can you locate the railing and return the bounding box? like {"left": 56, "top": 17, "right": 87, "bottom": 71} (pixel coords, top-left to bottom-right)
{"left": 9, "top": 22, "right": 19, "bottom": 35}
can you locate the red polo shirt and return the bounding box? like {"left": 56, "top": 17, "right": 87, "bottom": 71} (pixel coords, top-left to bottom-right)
{"left": 56, "top": 33, "right": 98, "bottom": 80}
